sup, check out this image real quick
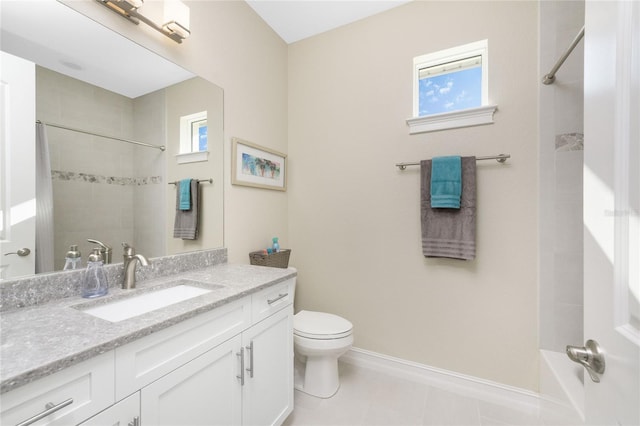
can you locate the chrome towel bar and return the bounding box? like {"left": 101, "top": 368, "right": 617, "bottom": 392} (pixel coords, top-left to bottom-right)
{"left": 168, "top": 179, "right": 213, "bottom": 185}
{"left": 395, "top": 154, "right": 510, "bottom": 170}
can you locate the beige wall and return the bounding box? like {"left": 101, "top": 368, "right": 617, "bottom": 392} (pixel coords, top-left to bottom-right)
{"left": 165, "top": 78, "right": 224, "bottom": 255}
{"left": 288, "top": 1, "right": 539, "bottom": 390}
{"left": 64, "top": 0, "right": 290, "bottom": 264}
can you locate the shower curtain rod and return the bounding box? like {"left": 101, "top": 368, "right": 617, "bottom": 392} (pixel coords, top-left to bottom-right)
{"left": 36, "top": 120, "right": 166, "bottom": 151}
{"left": 542, "top": 26, "right": 585, "bottom": 85}
{"left": 395, "top": 154, "right": 510, "bottom": 170}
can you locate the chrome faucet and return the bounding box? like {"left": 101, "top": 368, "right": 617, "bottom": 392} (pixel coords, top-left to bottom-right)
{"left": 88, "top": 238, "right": 112, "bottom": 264}
{"left": 122, "top": 242, "right": 150, "bottom": 289}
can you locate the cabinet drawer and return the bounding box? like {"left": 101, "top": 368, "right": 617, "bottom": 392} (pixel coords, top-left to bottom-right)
{"left": 1, "top": 351, "right": 115, "bottom": 426}
{"left": 115, "top": 296, "right": 250, "bottom": 400}
{"left": 79, "top": 392, "right": 139, "bottom": 426}
{"left": 251, "top": 278, "right": 296, "bottom": 323}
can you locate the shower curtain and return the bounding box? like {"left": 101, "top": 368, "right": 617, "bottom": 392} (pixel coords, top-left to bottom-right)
{"left": 35, "top": 122, "right": 54, "bottom": 273}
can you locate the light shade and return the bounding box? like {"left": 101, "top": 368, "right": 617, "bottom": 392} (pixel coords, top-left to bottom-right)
{"left": 163, "top": 0, "right": 190, "bottom": 39}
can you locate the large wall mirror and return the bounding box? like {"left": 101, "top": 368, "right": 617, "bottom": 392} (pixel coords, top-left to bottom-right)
{"left": 0, "top": 0, "right": 224, "bottom": 279}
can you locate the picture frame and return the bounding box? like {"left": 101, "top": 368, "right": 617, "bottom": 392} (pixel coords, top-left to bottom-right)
{"left": 231, "top": 137, "right": 287, "bottom": 191}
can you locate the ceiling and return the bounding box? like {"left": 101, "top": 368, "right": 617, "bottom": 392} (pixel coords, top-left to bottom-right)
{"left": 245, "top": 0, "right": 413, "bottom": 44}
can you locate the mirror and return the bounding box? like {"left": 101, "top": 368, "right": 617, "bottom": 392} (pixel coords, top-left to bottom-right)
{"left": 0, "top": 0, "right": 224, "bottom": 277}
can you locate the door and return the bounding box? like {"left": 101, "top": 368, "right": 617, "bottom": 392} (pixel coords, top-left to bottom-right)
{"left": 0, "top": 51, "right": 36, "bottom": 279}
{"left": 242, "top": 306, "right": 294, "bottom": 426}
{"left": 583, "top": 1, "right": 640, "bottom": 425}
{"left": 141, "top": 335, "right": 242, "bottom": 426}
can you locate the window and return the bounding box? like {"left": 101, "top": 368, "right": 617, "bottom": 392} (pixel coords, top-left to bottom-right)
{"left": 408, "top": 40, "right": 496, "bottom": 134}
{"left": 177, "top": 111, "right": 208, "bottom": 164}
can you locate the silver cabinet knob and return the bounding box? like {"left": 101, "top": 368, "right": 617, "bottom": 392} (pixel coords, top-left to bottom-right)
{"left": 4, "top": 248, "right": 31, "bottom": 257}
{"left": 566, "top": 339, "right": 605, "bottom": 383}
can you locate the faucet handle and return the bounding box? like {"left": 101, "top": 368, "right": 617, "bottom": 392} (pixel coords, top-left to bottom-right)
{"left": 88, "top": 238, "right": 111, "bottom": 251}
{"left": 122, "top": 242, "right": 135, "bottom": 256}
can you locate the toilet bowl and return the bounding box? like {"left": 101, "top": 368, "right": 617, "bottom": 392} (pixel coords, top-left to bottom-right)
{"left": 293, "top": 310, "right": 353, "bottom": 398}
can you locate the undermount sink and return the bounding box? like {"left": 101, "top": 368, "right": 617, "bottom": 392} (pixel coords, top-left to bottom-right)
{"left": 80, "top": 284, "right": 213, "bottom": 323}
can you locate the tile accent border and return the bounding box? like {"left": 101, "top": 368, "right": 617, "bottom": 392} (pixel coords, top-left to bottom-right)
{"left": 52, "top": 170, "right": 163, "bottom": 186}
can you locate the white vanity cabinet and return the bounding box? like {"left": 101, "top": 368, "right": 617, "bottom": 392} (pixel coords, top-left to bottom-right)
{"left": 241, "top": 305, "right": 293, "bottom": 426}
{"left": 139, "top": 279, "right": 295, "bottom": 426}
{"left": 1, "top": 277, "right": 296, "bottom": 426}
{"left": 0, "top": 352, "right": 115, "bottom": 426}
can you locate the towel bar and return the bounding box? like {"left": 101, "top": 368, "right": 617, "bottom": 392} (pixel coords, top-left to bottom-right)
{"left": 395, "top": 154, "right": 510, "bottom": 170}
{"left": 168, "top": 178, "right": 213, "bottom": 185}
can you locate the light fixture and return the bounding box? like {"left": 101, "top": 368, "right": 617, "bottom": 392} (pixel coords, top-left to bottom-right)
{"left": 96, "top": 0, "right": 190, "bottom": 43}
{"left": 163, "top": 0, "right": 190, "bottom": 40}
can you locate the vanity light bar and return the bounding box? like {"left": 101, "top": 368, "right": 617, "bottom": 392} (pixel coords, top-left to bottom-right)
{"left": 96, "top": 0, "right": 190, "bottom": 44}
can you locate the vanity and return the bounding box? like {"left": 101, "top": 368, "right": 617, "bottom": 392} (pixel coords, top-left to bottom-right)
{"left": 0, "top": 249, "right": 296, "bottom": 426}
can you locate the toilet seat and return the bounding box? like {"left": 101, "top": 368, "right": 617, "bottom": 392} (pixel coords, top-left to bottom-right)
{"left": 294, "top": 310, "right": 353, "bottom": 340}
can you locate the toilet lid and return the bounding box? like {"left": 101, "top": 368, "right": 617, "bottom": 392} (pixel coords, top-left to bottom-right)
{"left": 294, "top": 310, "right": 353, "bottom": 339}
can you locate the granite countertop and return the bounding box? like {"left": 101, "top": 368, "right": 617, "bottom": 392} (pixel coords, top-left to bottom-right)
{"left": 0, "top": 263, "right": 297, "bottom": 394}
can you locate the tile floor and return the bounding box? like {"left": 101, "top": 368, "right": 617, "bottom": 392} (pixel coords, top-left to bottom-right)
{"left": 283, "top": 362, "right": 583, "bottom": 426}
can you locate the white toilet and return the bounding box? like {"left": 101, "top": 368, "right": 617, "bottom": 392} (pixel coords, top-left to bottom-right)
{"left": 293, "top": 310, "right": 353, "bottom": 398}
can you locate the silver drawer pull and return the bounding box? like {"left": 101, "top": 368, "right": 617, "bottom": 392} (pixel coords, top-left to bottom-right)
{"left": 16, "top": 398, "right": 74, "bottom": 426}
{"left": 236, "top": 347, "right": 245, "bottom": 386}
{"left": 246, "top": 341, "right": 254, "bottom": 378}
{"left": 267, "top": 293, "right": 288, "bottom": 305}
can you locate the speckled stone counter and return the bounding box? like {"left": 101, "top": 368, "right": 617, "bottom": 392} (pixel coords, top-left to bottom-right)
{"left": 0, "top": 251, "right": 296, "bottom": 394}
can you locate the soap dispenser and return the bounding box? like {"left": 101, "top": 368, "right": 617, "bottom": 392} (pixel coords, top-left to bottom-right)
{"left": 63, "top": 245, "right": 82, "bottom": 270}
{"left": 272, "top": 237, "right": 280, "bottom": 253}
{"left": 82, "top": 248, "right": 109, "bottom": 298}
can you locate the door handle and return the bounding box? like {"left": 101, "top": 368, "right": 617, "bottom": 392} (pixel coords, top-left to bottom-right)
{"left": 4, "top": 248, "right": 31, "bottom": 257}
{"left": 566, "top": 339, "right": 605, "bottom": 383}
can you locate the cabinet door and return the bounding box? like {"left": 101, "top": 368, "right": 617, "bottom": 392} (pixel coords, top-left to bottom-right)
{"left": 79, "top": 393, "right": 140, "bottom": 426}
{"left": 141, "top": 335, "right": 242, "bottom": 426}
{"left": 242, "top": 306, "right": 293, "bottom": 426}
{"left": 0, "top": 352, "right": 114, "bottom": 426}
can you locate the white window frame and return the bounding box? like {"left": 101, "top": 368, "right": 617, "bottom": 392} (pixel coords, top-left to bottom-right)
{"left": 407, "top": 40, "right": 497, "bottom": 134}
{"left": 176, "top": 110, "right": 208, "bottom": 164}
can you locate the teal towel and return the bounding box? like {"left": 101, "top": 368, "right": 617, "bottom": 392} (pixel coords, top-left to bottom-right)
{"left": 179, "top": 179, "right": 192, "bottom": 211}
{"left": 431, "top": 156, "right": 462, "bottom": 209}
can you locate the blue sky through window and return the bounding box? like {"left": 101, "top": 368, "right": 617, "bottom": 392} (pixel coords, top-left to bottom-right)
{"left": 418, "top": 67, "right": 482, "bottom": 116}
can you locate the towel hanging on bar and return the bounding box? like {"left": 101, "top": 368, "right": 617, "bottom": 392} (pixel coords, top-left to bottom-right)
{"left": 421, "top": 157, "right": 477, "bottom": 260}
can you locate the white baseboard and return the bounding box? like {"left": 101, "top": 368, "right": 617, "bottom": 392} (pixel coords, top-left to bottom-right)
{"left": 341, "top": 347, "right": 541, "bottom": 411}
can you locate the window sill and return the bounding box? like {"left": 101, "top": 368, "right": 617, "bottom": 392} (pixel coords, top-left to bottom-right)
{"left": 176, "top": 151, "right": 209, "bottom": 164}
{"left": 406, "top": 104, "right": 497, "bottom": 135}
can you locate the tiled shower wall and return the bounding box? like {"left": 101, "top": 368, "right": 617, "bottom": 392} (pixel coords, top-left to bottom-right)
{"left": 539, "top": 1, "right": 585, "bottom": 352}
{"left": 36, "top": 68, "right": 165, "bottom": 270}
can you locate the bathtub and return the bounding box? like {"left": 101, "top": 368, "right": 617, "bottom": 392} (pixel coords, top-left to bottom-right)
{"left": 539, "top": 349, "right": 585, "bottom": 423}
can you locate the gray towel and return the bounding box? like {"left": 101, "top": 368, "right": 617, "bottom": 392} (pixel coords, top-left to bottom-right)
{"left": 421, "top": 157, "right": 476, "bottom": 260}
{"left": 173, "top": 179, "right": 200, "bottom": 240}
